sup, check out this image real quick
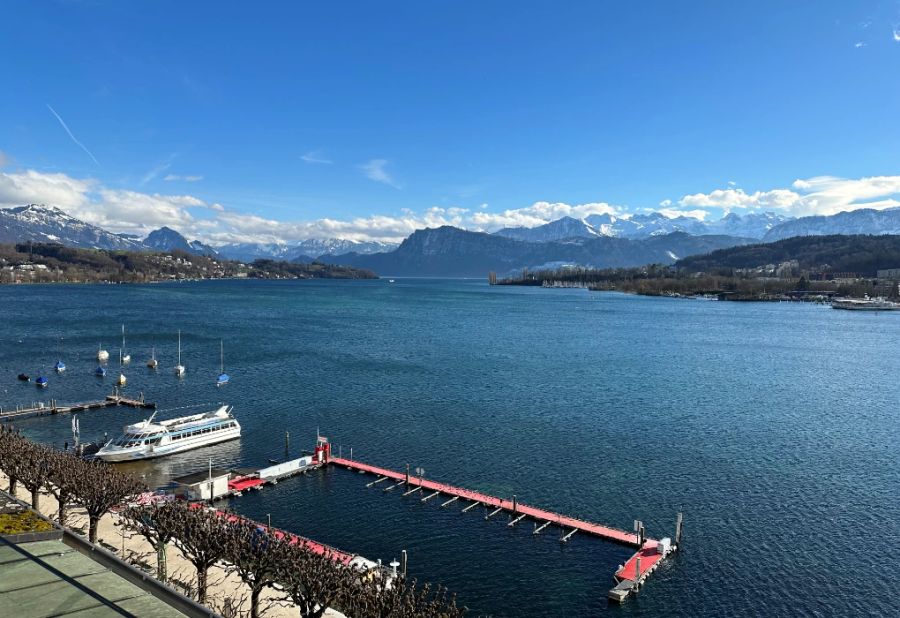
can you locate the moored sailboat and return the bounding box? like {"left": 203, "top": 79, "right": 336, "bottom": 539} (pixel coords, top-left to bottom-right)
{"left": 147, "top": 346, "right": 158, "bottom": 369}
{"left": 97, "top": 343, "right": 109, "bottom": 362}
{"left": 217, "top": 340, "right": 229, "bottom": 386}
{"left": 174, "top": 330, "right": 186, "bottom": 378}
{"left": 121, "top": 325, "right": 131, "bottom": 364}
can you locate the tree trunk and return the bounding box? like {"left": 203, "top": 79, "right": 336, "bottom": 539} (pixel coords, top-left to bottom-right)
{"left": 197, "top": 566, "right": 208, "bottom": 604}
{"left": 31, "top": 488, "right": 39, "bottom": 511}
{"left": 57, "top": 496, "right": 68, "bottom": 526}
{"left": 157, "top": 542, "right": 167, "bottom": 583}
{"left": 88, "top": 516, "right": 99, "bottom": 543}
{"left": 9, "top": 476, "right": 16, "bottom": 495}
{"left": 251, "top": 586, "right": 261, "bottom": 618}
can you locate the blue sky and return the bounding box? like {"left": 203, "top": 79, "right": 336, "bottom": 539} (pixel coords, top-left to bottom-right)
{"left": 2, "top": 1, "right": 900, "bottom": 243}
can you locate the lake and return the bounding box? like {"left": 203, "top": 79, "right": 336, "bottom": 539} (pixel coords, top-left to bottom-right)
{"left": 1, "top": 279, "right": 898, "bottom": 617}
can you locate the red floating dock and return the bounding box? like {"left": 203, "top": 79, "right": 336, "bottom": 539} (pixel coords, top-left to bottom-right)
{"left": 315, "top": 436, "right": 681, "bottom": 604}
{"left": 329, "top": 456, "right": 641, "bottom": 547}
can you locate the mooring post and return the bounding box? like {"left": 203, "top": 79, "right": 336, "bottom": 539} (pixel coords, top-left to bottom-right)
{"left": 405, "top": 463, "right": 410, "bottom": 485}
{"left": 675, "top": 511, "right": 683, "bottom": 547}
{"left": 350, "top": 447, "right": 353, "bottom": 461}
{"left": 401, "top": 549, "right": 407, "bottom": 578}
{"left": 513, "top": 494, "right": 517, "bottom": 514}
{"left": 284, "top": 431, "right": 290, "bottom": 460}
{"left": 635, "top": 555, "right": 642, "bottom": 588}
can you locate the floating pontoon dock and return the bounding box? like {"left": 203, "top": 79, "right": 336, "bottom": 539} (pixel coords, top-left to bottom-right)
{"left": 312, "top": 436, "right": 681, "bottom": 603}
{"left": 0, "top": 388, "right": 155, "bottom": 422}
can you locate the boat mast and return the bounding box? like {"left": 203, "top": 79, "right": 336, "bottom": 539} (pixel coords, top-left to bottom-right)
{"left": 220, "top": 340, "right": 224, "bottom": 373}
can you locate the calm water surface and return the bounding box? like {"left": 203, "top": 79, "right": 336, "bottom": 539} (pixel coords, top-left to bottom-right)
{"left": 1, "top": 279, "right": 897, "bottom": 617}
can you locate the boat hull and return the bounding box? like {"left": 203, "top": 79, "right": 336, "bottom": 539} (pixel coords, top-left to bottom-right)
{"left": 96, "top": 427, "right": 241, "bottom": 462}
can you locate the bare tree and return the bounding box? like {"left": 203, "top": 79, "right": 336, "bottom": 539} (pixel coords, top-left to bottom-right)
{"left": 70, "top": 459, "right": 146, "bottom": 543}
{"left": 342, "top": 574, "right": 466, "bottom": 618}
{"left": 121, "top": 502, "right": 182, "bottom": 583}
{"left": 167, "top": 503, "right": 228, "bottom": 604}
{"left": 274, "top": 542, "right": 352, "bottom": 618}
{"left": 14, "top": 441, "right": 53, "bottom": 511}
{"left": 221, "top": 519, "right": 285, "bottom": 618}
{"left": 44, "top": 450, "right": 80, "bottom": 526}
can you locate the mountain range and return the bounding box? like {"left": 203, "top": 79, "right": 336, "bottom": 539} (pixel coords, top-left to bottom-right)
{"left": 328, "top": 226, "right": 755, "bottom": 277}
{"left": 6, "top": 203, "right": 900, "bottom": 277}
{"left": 495, "top": 211, "right": 791, "bottom": 243}
{"left": 214, "top": 238, "right": 398, "bottom": 263}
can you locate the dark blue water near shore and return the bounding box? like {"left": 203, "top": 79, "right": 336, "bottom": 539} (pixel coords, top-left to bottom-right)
{"left": 1, "top": 279, "right": 898, "bottom": 617}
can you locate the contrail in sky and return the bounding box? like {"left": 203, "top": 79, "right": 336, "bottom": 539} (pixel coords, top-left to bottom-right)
{"left": 46, "top": 104, "right": 100, "bottom": 166}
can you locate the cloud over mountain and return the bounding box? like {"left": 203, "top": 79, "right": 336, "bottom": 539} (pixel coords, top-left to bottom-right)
{"left": 3, "top": 167, "right": 900, "bottom": 246}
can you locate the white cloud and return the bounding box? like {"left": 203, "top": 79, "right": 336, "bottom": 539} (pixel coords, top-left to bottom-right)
{"left": 469, "top": 201, "right": 620, "bottom": 229}
{"left": 301, "top": 150, "right": 332, "bottom": 164}
{"left": 360, "top": 159, "right": 400, "bottom": 188}
{"left": 0, "top": 170, "right": 94, "bottom": 210}
{"left": 854, "top": 41, "right": 867, "bottom": 48}
{"left": 164, "top": 174, "right": 204, "bottom": 182}
{"left": 679, "top": 175, "right": 900, "bottom": 217}
{"left": 893, "top": 28, "right": 900, "bottom": 42}
{"left": 0, "top": 150, "right": 9, "bottom": 167}
{"left": 5, "top": 167, "right": 900, "bottom": 246}
{"left": 141, "top": 160, "right": 173, "bottom": 186}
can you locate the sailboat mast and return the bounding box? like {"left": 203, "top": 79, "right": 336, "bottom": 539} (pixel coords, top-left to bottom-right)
{"left": 220, "top": 340, "right": 224, "bottom": 372}
{"left": 178, "top": 330, "right": 181, "bottom": 365}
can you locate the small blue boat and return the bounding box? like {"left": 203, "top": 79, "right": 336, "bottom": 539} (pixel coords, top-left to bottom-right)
{"left": 54, "top": 360, "right": 66, "bottom": 372}
{"left": 35, "top": 375, "right": 48, "bottom": 388}
{"left": 217, "top": 372, "right": 230, "bottom": 387}
{"left": 95, "top": 365, "right": 107, "bottom": 377}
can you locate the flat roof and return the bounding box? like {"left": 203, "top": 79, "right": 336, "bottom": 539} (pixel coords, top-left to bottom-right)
{"left": 172, "top": 469, "right": 231, "bottom": 485}
{"left": 0, "top": 539, "right": 187, "bottom": 617}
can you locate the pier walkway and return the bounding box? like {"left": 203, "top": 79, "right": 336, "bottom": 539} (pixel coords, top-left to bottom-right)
{"left": 323, "top": 447, "right": 681, "bottom": 603}
{"left": 330, "top": 456, "right": 640, "bottom": 546}
{"left": 0, "top": 390, "right": 155, "bottom": 422}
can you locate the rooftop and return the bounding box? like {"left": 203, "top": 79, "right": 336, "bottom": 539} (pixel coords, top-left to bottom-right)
{"left": 0, "top": 539, "right": 188, "bottom": 618}
{"left": 173, "top": 469, "right": 231, "bottom": 485}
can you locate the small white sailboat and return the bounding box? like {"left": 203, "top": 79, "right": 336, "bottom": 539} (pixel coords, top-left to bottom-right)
{"left": 116, "top": 372, "right": 127, "bottom": 387}
{"left": 54, "top": 337, "right": 65, "bottom": 372}
{"left": 121, "top": 325, "right": 131, "bottom": 364}
{"left": 97, "top": 343, "right": 109, "bottom": 362}
{"left": 147, "top": 346, "right": 158, "bottom": 369}
{"left": 174, "top": 330, "right": 186, "bottom": 378}
{"left": 216, "top": 340, "right": 229, "bottom": 387}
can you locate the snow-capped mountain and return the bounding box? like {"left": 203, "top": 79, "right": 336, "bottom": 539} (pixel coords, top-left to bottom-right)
{"left": 0, "top": 204, "right": 145, "bottom": 250}
{"left": 495, "top": 216, "right": 599, "bottom": 242}
{"left": 144, "top": 226, "right": 218, "bottom": 256}
{"left": 763, "top": 208, "right": 900, "bottom": 242}
{"left": 216, "top": 238, "right": 398, "bottom": 262}
{"left": 495, "top": 211, "right": 792, "bottom": 242}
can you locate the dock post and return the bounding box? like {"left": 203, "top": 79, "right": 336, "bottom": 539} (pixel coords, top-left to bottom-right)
{"left": 675, "top": 512, "right": 683, "bottom": 547}
{"left": 401, "top": 549, "right": 407, "bottom": 579}
{"left": 284, "top": 431, "right": 290, "bottom": 460}
{"left": 405, "top": 463, "right": 410, "bottom": 485}
{"left": 635, "top": 555, "right": 642, "bottom": 588}
{"left": 350, "top": 447, "right": 353, "bottom": 461}
{"left": 513, "top": 495, "right": 517, "bottom": 514}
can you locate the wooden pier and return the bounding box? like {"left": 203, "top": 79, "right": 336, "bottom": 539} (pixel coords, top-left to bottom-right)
{"left": 0, "top": 389, "right": 155, "bottom": 422}
{"left": 326, "top": 453, "right": 680, "bottom": 603}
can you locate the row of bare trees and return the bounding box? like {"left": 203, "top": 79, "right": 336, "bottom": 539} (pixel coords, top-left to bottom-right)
{"left": 0, "top": 427, "right": 465, "bottom": 617}
{"left": 0, "top": 426, "right": 145, "bottom": 541}
{"left": 121, "top": 501, "right": 465, "bottom": 618}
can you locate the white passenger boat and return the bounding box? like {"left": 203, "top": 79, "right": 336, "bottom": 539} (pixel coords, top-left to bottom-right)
{"left": 831, "top": 296, "right": 900, "bottom": 311}
{"left": 95, "top": 405, "right": 241, "bottom": 462}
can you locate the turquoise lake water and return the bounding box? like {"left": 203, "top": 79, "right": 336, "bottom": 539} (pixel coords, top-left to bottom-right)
{"left": 1, "top": 279, "right": 898, "bottom": 617}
